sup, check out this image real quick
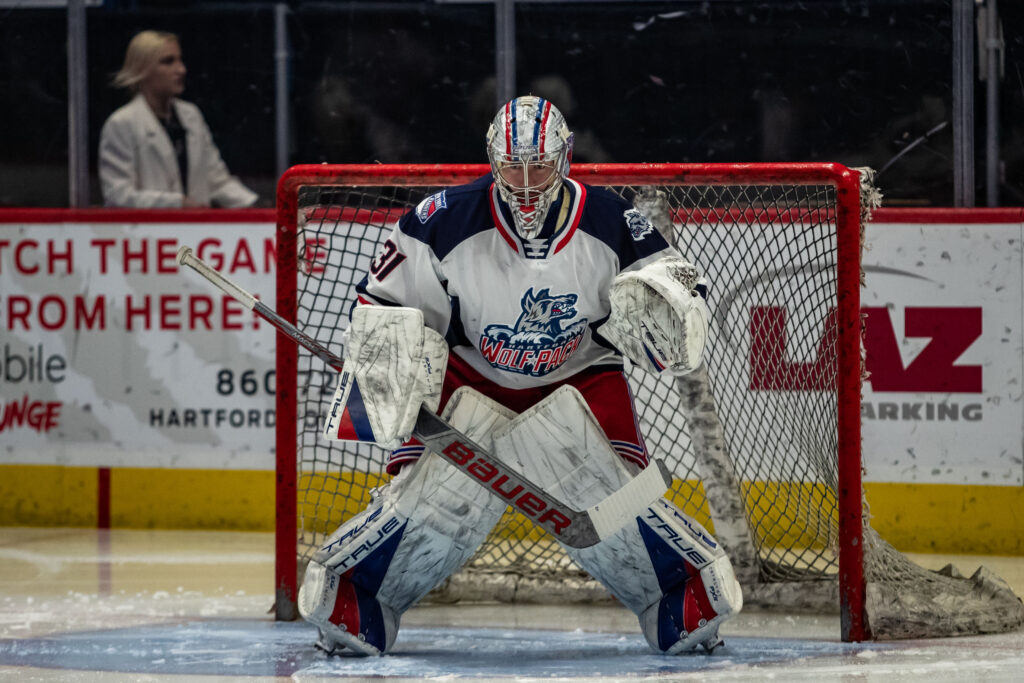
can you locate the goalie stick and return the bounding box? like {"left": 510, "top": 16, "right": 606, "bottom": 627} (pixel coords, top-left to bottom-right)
{"left": 176, "top": 245, "right": 672, "bottom": 548}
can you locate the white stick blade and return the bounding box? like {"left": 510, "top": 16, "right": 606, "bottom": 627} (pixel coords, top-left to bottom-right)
{"left": 587, "top": 459, "right": 671, "bottom": 540}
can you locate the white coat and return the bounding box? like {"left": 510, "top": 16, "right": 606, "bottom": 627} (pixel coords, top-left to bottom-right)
{"left": 98, "top": 94, "right": 258, "bottom": 208}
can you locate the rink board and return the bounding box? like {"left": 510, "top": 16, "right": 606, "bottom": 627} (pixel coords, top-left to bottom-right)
{"left": 0, "top": 463, "right": 1020, "bottom": 555}
{"left": 1, "top": 208, "right": 1023, "bottom": 556}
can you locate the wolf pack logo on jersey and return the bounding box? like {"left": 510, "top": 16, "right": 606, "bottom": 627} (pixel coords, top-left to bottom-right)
{"left": 480, "top": 288, "right": 588, "bottom": 377}
{"left": 624, "top": 208, "right": 655, "bottom": 241}
{"left": 416, "top": 191, "right": 447, "bottom": 224}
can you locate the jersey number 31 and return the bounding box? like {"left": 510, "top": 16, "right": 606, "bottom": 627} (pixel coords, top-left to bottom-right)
{"left": 370, "top": 239, "right": 406, "bottom": 281}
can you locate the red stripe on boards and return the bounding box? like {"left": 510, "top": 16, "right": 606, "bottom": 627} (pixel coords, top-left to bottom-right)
{"left": 97, "top": 467, "right": 111, "bottom": 529}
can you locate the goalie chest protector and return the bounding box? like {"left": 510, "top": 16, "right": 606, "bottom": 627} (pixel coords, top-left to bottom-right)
{"left": 356, "top": 174, "right": 676, "bottom": 390}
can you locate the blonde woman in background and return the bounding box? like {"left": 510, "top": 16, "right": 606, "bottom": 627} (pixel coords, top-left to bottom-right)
{"left": 98, "top": 30, "right": 258, "bottom": 208}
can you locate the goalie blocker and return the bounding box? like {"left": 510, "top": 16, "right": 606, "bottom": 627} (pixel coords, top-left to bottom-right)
{"left": 323, "top": 306, "right": 448, "bottom": 449}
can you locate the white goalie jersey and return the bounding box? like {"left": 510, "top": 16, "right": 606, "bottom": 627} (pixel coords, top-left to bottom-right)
{"left": 354, "top": 174, "right": 682, "bottom": 390}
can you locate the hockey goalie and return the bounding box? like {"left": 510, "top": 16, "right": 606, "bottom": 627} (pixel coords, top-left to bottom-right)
{"left": 298, "top": 96, "right": 743, "bottom": 656}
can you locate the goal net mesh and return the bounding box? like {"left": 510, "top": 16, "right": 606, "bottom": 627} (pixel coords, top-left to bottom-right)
{"left": 282, "top": 166, "right": 1022, "bottom": 640}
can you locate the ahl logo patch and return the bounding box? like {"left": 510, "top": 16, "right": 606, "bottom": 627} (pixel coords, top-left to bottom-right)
{"left": 480, "top": 288, "right": 587, "bottom": 378}
{"left": 416, "top": 191, "right": 447, "bottom": 224}
{"left": 624, "top": 208, "right": 655, "bottom": 241}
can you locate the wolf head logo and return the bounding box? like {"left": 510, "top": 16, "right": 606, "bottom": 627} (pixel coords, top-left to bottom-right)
{"left": 480, "top": 287, "right": 587, "bottom": 376}
{"left": 624, "top": 208, "right": 655, "bottom": 241}
{"left": 514, "top": 288, "right": 578, "bottom": 339}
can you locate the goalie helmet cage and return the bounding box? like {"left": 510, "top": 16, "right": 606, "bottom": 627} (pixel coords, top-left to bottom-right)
{"left": 273, "top": 163, "right": 1023, "bottom": 642}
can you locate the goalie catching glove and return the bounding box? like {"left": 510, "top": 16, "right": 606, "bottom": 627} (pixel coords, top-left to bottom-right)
{"left": 599, "top": 255, "right": 710, "bottom": 376}
{"left": 323, "top": 306, "right": 448, "bottom": 450}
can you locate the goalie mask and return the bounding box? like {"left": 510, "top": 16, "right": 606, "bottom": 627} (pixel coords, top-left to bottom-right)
{"left": 486, "top": 96, "right": 573, "bottom": 240}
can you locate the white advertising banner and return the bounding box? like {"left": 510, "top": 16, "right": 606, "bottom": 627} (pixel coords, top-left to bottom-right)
{"left": 2, "top": 215, "right": 1022, "bottom": 486}
{"left": 0, "top": 221, "right": 278, "bottom": 469}
{"left": 861, "top": 220, "right": 1024, "bottom": 485}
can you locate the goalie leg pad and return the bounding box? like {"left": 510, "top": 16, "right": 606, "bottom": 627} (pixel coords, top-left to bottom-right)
{"left": 300, "top": 388, "right": 515, "bottom": 655}
{"left": 492, "top": 386, "right": 742, "bottom": 653}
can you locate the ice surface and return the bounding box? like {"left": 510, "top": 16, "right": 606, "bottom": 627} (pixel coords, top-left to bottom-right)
{"left": 2, "top": 616, "right": 1023, "bottom": 682}
{"left": 1, "top": 528, "right": 1021, "bottom": 682}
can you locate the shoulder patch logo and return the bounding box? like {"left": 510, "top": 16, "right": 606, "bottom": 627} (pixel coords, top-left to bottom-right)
{"left": 416, "top": 191, "right": 447, "bottom": 224}
{"left": 623, "top": 208, "right": 654, "bottom": 241}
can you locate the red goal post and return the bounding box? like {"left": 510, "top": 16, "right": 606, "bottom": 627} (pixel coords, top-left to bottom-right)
{"left": 272, "top": 163, "right": 1022, "bottom": 642}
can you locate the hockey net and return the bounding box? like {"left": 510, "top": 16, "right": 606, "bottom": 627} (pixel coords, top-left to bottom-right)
{"left": 274, "top": 163, "right": 1023, "bottom": 641}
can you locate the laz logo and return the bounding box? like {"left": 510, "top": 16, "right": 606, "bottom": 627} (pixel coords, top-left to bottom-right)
{"left": 862, "top": 306, "right": 982, "bottom": 392}
{"left": 750, "top": 306, "right": 982, "bottom": 393}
